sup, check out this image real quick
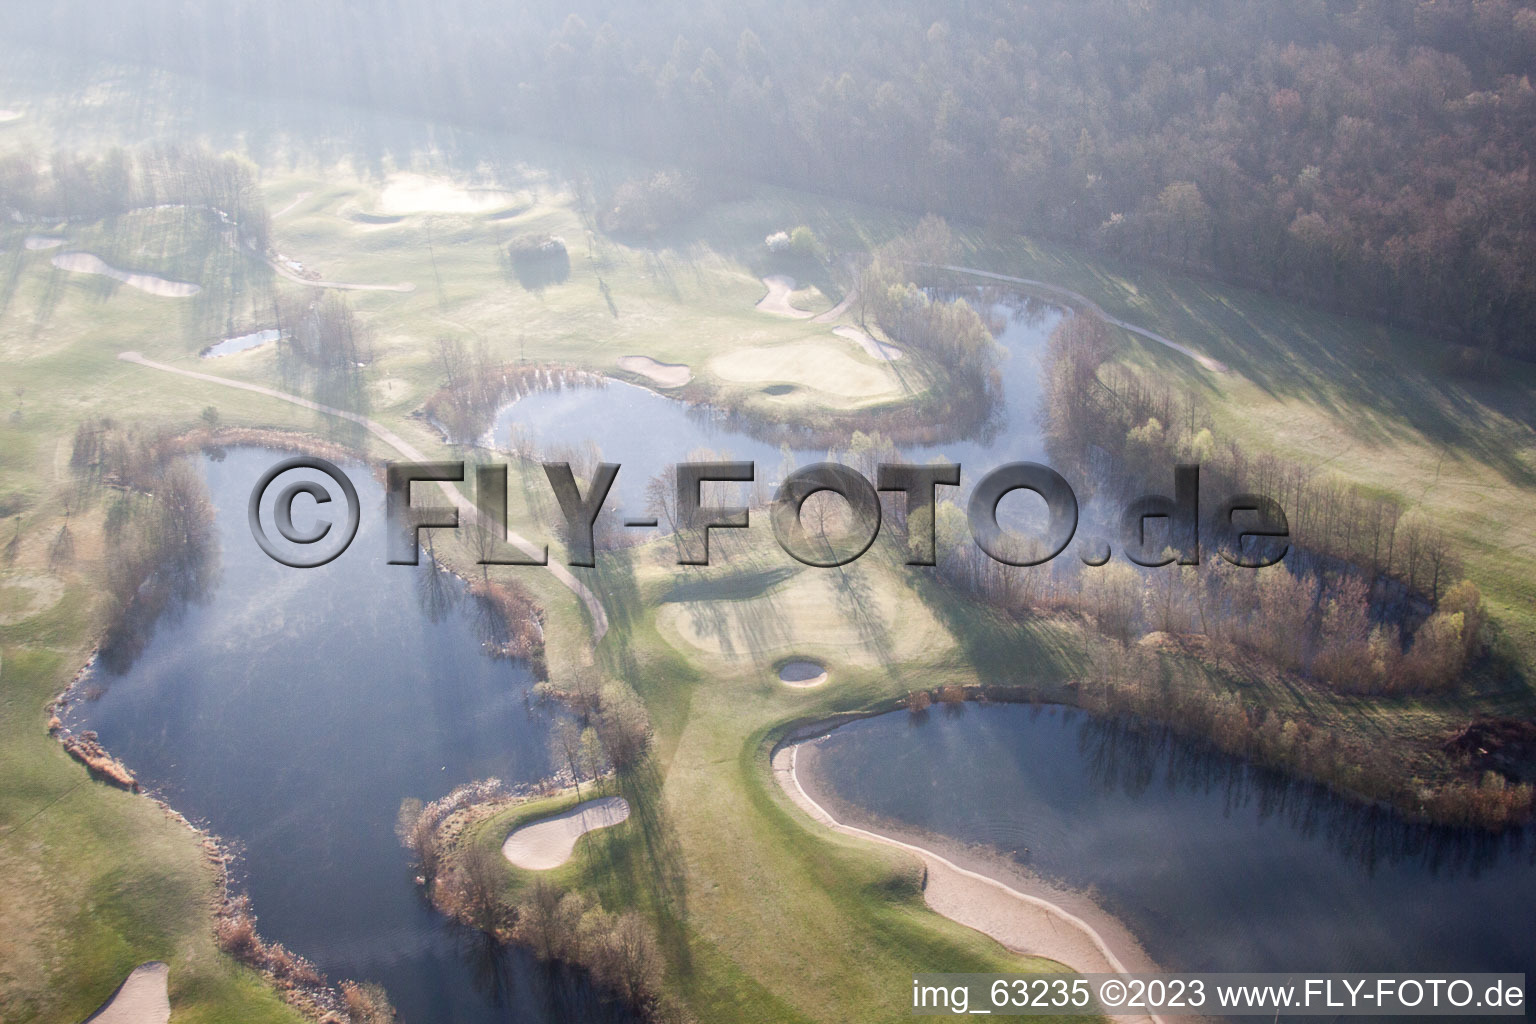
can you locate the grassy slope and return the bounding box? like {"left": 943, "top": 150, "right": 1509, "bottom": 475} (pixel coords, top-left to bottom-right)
{"left": 451, "top": 527, "right": 1089, "bottom": 1024}
{"left": 0, "top": 234, "right": 317, "bottom": 1020}
{"left": 962, "top": 230, "right": 1536, "bottom": 674}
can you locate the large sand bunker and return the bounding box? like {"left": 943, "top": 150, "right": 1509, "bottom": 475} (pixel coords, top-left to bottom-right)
{"left": 373, "top": 174, "right": 522, "bottom": 215}
{"left": 755, "top": 275, "right": 815, "bottom": 318}
{"left": 79, "top": 961, "right": 170, "bottom": 1024}
{"left": 52, "top": 253, "right": 200, "bottom": 297}
{"left": 833, "top": 325, "right": 903, "bottom": 361}
{"left": 502, "top": 796, "right": 631, "bottom": 870}
{"left": 0, "top": 110, "right": 22, "bottom": 123}
{"left": 618, "top": 355, "right": 692, "bottom": 388}
{"left": 773, "top": 746, "right": 1162, "bottom": 1022}
{"left": 708, "top": 341, "right": 901, "bottom": 399}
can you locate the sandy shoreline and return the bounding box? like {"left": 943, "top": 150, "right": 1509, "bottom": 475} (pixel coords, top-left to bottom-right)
{"left": 775, "top": 734, "right": 1164, "bottom": 1024}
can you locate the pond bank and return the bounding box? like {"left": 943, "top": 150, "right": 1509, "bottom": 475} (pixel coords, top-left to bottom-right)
{"left": 772, "top": 728, "right": 1161, "bottom": 1024}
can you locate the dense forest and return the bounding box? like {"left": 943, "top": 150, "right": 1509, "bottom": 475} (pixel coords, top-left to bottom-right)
{"left": 9, "top": 0, "right": 1536, "bottom": 355}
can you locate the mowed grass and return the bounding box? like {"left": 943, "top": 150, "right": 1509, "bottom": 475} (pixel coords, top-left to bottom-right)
{"left": 249, "top": 175, "right": 911, "bottom": 417}
{"left": 2, "top": 55, "right": 1534, "bottom": 1023}
{"left": 0, "top": 134, "right": 959, "bottom": 1021}
{"left": 445, "top": 526, "right": 1090, "bottom": 1024}
{"left": 654, "top": 561, "right": 951, "bottom": 668}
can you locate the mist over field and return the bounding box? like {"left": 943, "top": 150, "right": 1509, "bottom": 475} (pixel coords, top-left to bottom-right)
{"left": 2, "top": 4, "right": 1534, "bottom": 1024}
{"left": 11, "top": 1, "right": 1536, "bottom": 353}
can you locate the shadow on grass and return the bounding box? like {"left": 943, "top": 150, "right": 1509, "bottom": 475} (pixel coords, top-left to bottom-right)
{"left": 970, "top": 230, "right": 1536, "bottom": 489}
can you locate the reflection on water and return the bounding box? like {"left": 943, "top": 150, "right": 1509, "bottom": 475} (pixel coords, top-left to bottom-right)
{"left": 804, "top": 704, "right": 1534, "bottom": 979}
{"left": 72, "top": 448, "right": 636, "bottom": 1024}
{"left": 203, "top": 328, "right": 281, "bottom": 357}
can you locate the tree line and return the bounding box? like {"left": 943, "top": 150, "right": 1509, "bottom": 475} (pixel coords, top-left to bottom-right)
{"left": 12, "top": 0, "right": 1536, "bottom": 355}
{"left": 69, "top": 417, "right": 219, "bottom": 673}
{"left": 0, "top": 143, "right": 269, "bottom": 251}
{"left": 947, "top": 311, "right": 1488, "bottom": 696}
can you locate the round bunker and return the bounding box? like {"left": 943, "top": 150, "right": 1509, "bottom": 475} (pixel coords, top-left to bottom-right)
{"left": 501, "top": 796, "right": 630, "bottom": 870}
{"left": 778, "top": 659, "right": 828, "bottom": 688}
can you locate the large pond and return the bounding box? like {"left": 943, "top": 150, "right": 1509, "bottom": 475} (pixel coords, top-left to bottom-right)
{"left": 798, "top": 705, "right": 1535, "bottom": 980}
{"left": 70, "top": 447, "right": 636, "bottom": 1024}
{"left": 488, "top": 297, "right": 1062, "bottom": 516}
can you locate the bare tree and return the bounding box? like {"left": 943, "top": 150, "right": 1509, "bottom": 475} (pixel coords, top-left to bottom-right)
{"left": 454, "top": 842, "right": 509, "bottom": 933}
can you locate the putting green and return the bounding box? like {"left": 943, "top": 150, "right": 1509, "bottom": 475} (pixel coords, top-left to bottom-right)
{"left": 655, "top": 566, "right": 951, "bottom": 667}
{"left": 707, "top": 341, "right": 904, "bottom": 400}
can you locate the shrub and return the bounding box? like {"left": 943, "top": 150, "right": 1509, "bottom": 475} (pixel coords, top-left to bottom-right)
{"left": 788, "top": 225, "right": 823, "bottom": 259}
{"left": 341, "top": 981, "right": 399, "bottom": 1024}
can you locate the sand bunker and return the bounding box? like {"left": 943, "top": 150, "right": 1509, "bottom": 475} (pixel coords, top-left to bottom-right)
{"left": 79, "top": 961, "right": 170, "bottom": 1024}
{"left": 773, "top": 746, "right": 1162, "bottom": 1021}
{"left": 373, "top": 174, "right": 521, "bottom": 216}
{"left": 0, "top": 110, "right": 22, "bottom": 123}
{"left": 618, "top": 355, "right": 692, "bottom": 388}
{"left": 52, "top": 253, "right": 200, "bottom": 297}
{"left": 755, "top": 275, "right": 815, "bottom": 318}
{"left": 833, "top": 325, "right": 903, "bottom": 362}
{"left": 778, "top": 660, "right": 828, "bottom": 687}
{"left": 708, "top": 341, "right": 901, "bottom": 399}
{"left": 502, "top": 796, "right": 630, "bottom": 870}
{"left": 24, "top": 235, "right": 64, "bottom": 250}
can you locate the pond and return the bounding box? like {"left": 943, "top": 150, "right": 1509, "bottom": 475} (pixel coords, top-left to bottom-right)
{"left": 70, "top": 447, "right": 637, "bottom": 1024}
{"left": 488, "top": 297, "right": 1062, "bottom": 516}
{"left": 797, "top": 704, "right": 1535, "bottom": 980}
{"left": 203, "top": 328, "right": 280, "bottom": 357}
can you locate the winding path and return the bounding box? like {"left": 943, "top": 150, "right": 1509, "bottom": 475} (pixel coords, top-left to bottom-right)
{"left": 264, "top": 253, "right": 415, "bottom": 293}
{"left": 928, "top": 263, "right": 1228, "bottom": 373}
{"left": 116, "top": 352, "right": 608, "bottom": 641}
{"left": 774, "top": 741, "right": 1162, "bottom": 1024}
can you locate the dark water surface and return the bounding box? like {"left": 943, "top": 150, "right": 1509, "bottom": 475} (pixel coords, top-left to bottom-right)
{"left": 803, "top": 705, "right": 1535, "bottom": 980}
{"left": 72, "top": 448, "right": 634, "bottom": 1024}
